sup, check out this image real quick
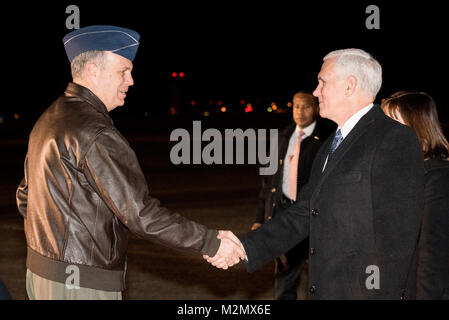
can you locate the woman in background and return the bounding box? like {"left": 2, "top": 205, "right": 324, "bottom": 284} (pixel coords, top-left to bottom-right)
{"left": 382, "top": 91, "right": 449, "bottom": 299}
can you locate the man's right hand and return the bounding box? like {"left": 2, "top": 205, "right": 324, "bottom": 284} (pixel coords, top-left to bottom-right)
{"left": 202, "top": 230, "right": 246, "bottom": 269}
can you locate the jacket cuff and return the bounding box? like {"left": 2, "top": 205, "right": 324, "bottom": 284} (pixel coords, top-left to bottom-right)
{"left": 200, "top": 229, "right": 220, "bottom": 256}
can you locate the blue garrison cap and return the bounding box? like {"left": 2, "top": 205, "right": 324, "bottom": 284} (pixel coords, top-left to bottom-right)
{"left": 63, "top": 25, "right": 140, "bottom": 63}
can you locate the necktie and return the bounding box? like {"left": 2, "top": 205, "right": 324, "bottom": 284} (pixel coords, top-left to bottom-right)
{"left": 328, "top": 129, "right": 343, "bottom": 158}
{"left": 288, "top": 130, "right": 304, "bottom": 201}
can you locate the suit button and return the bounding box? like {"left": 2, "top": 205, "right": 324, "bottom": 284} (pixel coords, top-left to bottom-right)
{"left": 309, "top": 285, "right": 316, "bottom": 294}
{"left": 310, "top": 248, "right": 316, "bottom": 255}
{"left": 272, "top": 203, "right": 276, "bottom": 207}
{"left": 271, "top": 188, "right": 276, "bottom": 193}
{"left": 267, "top": 216, "right": 272, "bottom": 220}
{"left": 311, "top": 209, "right": 319, "bottom": 216}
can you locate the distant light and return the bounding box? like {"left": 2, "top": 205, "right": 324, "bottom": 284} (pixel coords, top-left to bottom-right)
{"left": 245, "top": 106, "right": 253, "bottom": 113}
{"left": 179, "top": 72, "right": 184, "bottom": 78}
{"left": 240, "top": 99, "right": 245, "bottom": 105}
{"left": 203, "top": 111, "right": 210, "bottom": 117}
{"left": 170, "top": 106, "right": 177, "bottom": 115}
{"left": 271, "top": 102, "right": 276, "bottom": 107}
{"left": 172, "top": 72, "right": 177, "bottom": 78}
{"left": 287, "top": 102, "right": 292, "bottom": 108}
{"left": 246, "top": 103, "right": 252, "bottom": 108}
{"left": 221, "top": 107, "right": 226, "bottom": 112}
{"left": 218, "top": 100, "right": 223, "bottom": 106}
{"left": 272, "top": 105, "right": 278, "bottom": 111}
{"left": 14, "top": 113, "right": 20, "bottom": 120}
{"left": 190, "top": 100, "right": 196, "bottom": 106}
{"left": 267, "top": 107, "right": 273, "bottom": 112}
{"left": 208, "top": 100, "right": 213, "bottom": 105}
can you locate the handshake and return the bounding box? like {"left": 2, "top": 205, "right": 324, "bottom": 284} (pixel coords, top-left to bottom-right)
{"left": 203, "top": 230, "right": 246, "bottom": 269}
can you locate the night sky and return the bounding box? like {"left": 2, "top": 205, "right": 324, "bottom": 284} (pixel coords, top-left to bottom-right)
{"left": 2, "top": 1, "right": 447, "bottom": 122}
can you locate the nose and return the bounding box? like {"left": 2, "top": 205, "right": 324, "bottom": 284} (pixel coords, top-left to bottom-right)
{"left": 127, "top": 73, "right": 134, "bottom": 86}
{"left": 312, "top": 84, "right": 320, "bottom": 98}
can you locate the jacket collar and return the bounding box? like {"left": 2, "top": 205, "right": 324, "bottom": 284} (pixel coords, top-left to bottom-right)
{"left": 64, "top": 82, "right": 109, "bottom": 117}
{"left": 317, "top": 104, "right": 382, "bottom": 180}
{"left": 281, "top": 119, "right": 322, "bottom": 140}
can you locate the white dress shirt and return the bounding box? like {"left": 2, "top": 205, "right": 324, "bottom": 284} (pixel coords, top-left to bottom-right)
{"left": 282, "top": 121, "right": 317, "bottom": 199}
{"left": 322, "top": 103, "right": 374, "bottom": 171}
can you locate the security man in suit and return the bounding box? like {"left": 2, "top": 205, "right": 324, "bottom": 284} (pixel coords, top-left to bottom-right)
{"left": 252, "top": 92, "right": 334, "bottom": 299}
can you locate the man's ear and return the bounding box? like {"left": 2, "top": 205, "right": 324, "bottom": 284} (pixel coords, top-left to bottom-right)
{"left": 84, "top": 62, "right": 99, "bottom": 79}
{"left": 345, "top": 75, "right": 358, "bottom": 97}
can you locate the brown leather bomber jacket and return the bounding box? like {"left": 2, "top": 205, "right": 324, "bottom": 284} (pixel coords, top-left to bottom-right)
{"left": 16, "top": 83, "right": 220, "bottom": 291}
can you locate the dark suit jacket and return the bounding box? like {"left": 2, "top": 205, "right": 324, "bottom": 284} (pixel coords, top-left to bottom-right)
{"left": 240, "top": 105, "right": 424, "bottom": 299}
{"left": 256, "top": 119, "right": 334, "bottom": 263}
{"left": 416, "top": 158, "right": 449, "bottom": 299}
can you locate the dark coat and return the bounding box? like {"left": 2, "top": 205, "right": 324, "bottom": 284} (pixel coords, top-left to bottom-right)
{"left": 256, "top": 119, "right": 334, "bottom": 263}
{"left": 416, "top": 158, "right": 449, "bottom": 299}
{"left": 256, "top": 119, "right": 335, "bottom": 223}
{"left": 240, "top": 105, "right": 424, "bottom": 299}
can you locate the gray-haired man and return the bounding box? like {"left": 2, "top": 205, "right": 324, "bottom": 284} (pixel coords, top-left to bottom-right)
{"left": 17, "top": 25, "right": 244, "bottom": 300}
{"left": 207, "top": 48, "right": 424, "bottom": 299}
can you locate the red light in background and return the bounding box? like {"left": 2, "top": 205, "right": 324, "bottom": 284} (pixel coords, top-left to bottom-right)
{"left": 240, "top": 99, "right": 245, "bottom": 105}
{"left": 172, "top": 72, "right": 177, "bottom": 78}
{"left": 218, "top": 100, "right": 223, "bottom": 106}
{"left": 190, "top": 100, "right": 196, "bottom": 106}
{"left": 208, "top": 100, "right": 213, "bottom": 105}
{"left": 179, "top": 72, "right": 184, "bottom": 78}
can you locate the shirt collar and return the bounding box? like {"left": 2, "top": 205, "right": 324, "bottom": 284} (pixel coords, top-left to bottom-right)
{"left": 339, "top": 103, "right": 374, "bottom": 138}
{"left": 296, "top": 120, "right": 317, "bottom": 138}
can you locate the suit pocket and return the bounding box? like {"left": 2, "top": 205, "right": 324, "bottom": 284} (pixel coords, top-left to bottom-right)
{"left": 328, "top": 171, "right": 362, "bottom": 185}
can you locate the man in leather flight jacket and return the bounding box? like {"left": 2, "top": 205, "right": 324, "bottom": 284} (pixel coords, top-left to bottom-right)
{"left": 16, "top": 25, "right": 244, "bottom": 299}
